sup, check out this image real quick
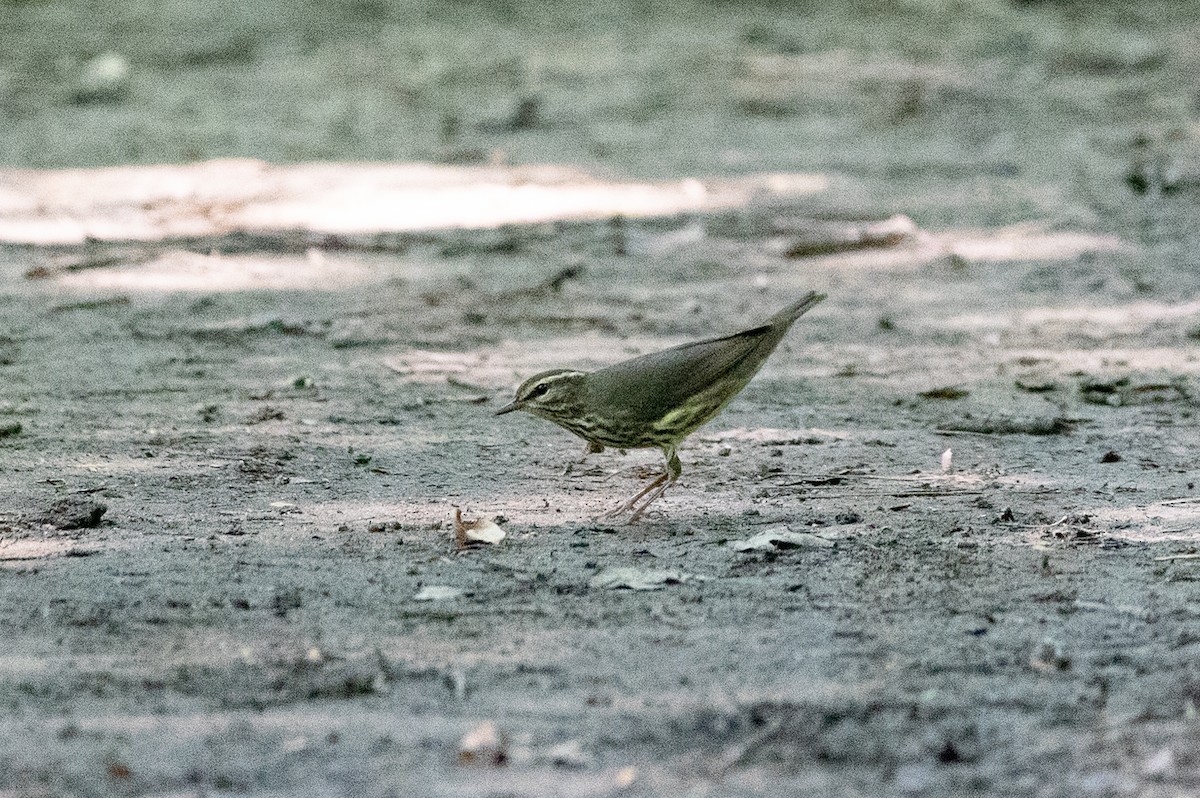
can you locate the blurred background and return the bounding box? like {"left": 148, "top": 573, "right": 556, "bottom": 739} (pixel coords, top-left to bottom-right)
{"left": 2, "top": 0, "right": 1197, "bottom": 223}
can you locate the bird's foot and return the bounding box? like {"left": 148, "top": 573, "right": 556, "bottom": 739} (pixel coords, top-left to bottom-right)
{"left": 595, "top": 471, "right": 675, "bottom": 523}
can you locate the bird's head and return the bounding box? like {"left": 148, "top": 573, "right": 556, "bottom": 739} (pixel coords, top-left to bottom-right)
{"left": 495, "top": 369, "right": 588, "bottom": 421}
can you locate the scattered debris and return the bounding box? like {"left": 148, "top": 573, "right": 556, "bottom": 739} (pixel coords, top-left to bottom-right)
{"left": 507, "top": 96, "right": 543, "bottom": 131}
{"left": 1126, "top": 130, "right": 1186, "bottom": 196}
{"left": 541, "top": 739, "right": 592, "bottom": 769}
{"left": 727, "top": 527, "right": 835, "bottom": 552}
{"left": 713, "top": 716, "right": 783, "bottom": 774}
{"left": 937, "top": 740, "right": 964, "bottom": 763}
{"left": 780, "top": 214, "right": 917, "bottom": 258}
{"left": 454, "top": 509, "right": 506, "bottom": 548}
{"left": 1038, "top": 514, "right": 1111, "bottom": 546}
{"left": 1015, "top": 376, "right": 1057, "bottom": 393}
{"left": 783, "top": 473, "right": 848, "bottom": 486}
{"left": 49, "top": 296, "right": 131, "bottom": 313}
{"left": 247, "top": 406, "right": 286, "bottom": 424}
{"left": 458, "top": 721, "right": 507, "bottom": 767}
{"left": 937, "top": 416, "right": 1074, "bottom": 436}
{"left": 37, "top": 498, "right": 107, "bottom": 530}
{"left": 477, "top": 94, "right": 544, "bottom": 133}
{"left": 1079, "top": 376, "right": 1189, "bottom": 407}
{"left": 414, "top": 586, "right": 465, "bottom": 602}
{"left": 920, "top": 386, "right": 969, "bottom": 400}
{"left": 940, "top": 448, "right": 953, "bottom": 473}
{"left": 496, "top": 264, "right": 583, "bottom": 301}
{"left": 106, "top": 762, "right": 132, "bottom": 781}
{"left": 589, "top": 566, "right": 703, "bottom": 591}
{"left": 445, "top": 377, "right": 491, "bottom": 406}
{"left": 272, "top": 587, "right": 304, "bottom": 618}
{"left": 1080, "top": 376, "right": 1129, "bottom": 406}
{"left": 777, "top": 470, "right": 988, "bottom": 500}
{"left": 445, "top": 666, "right": 468, "bottom": 700}
{"left": 1029, "top": 638, "right": 1071, "bottom": 673}
{"left": 30, "top": 252, "right": 139, "bottom": 281}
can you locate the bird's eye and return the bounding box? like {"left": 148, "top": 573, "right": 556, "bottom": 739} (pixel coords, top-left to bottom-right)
{"left": 526, "top": 382, "right": 550, "bottom": 400}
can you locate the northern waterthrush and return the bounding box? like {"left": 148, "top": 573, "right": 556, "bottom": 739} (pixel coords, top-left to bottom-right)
{"left": 496, "top": 292, "right": 826, "bottom": 520}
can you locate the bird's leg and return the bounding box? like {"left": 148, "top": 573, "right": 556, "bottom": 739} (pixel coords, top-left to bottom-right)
{"left": 628, "top": 449, "right": 682, "bottom": 522}
{"left": 598, "top": 448, "right": 681, "bottom": 522}
{"left": 564, "top": 441, "right": 605, "bottom": 475}
{"left": 599, "top": 472, "right": 667, "bottom": 519}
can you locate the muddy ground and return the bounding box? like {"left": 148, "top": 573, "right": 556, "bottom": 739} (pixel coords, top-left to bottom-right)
{"left": 2, "top": 2, "right": 1200, "bottom": 796}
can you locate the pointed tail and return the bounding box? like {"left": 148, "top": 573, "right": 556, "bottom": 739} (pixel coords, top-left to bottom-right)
{"left": 770, "top": 291, "right": 827, "bottom": 328}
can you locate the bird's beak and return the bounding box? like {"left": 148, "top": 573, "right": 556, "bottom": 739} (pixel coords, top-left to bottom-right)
{"left": 494, "top": 400, "right": 522, "bottom": 416}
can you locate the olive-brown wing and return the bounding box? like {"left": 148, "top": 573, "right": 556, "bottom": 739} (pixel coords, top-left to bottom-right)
{"left": 581, "top": 323, "right": 784, "bottom": 425}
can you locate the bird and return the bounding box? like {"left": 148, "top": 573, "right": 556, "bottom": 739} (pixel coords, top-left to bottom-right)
{"left": 495, "top": 292, "right": 826, "bottom": 521}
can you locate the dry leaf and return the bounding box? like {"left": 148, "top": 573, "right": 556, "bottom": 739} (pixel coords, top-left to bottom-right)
{"left": 458, "top": 720, "right": 507, "bottom": 767}
{"left": 454, "top": 508, "right": 506, "bottom": 547}
{"left": 727, "top": 528, "right": 835, "bottom": 552}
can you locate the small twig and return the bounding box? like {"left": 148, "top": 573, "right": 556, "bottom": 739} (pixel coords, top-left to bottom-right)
{"left": 767, "top": 490, "right": 979, "bottom": 501}
{"left": 778, "top": 472, "right": 985, "bottom": 487}
{"left": 934, "top": 428, "right": 1002, "bottom": 438}
{"left": 446, "top": 376, "right": 491, "bottom": 393}
{"left": 1154, "top": 553, "right": 1200, "bottom": 561}
{"left": 50, "top": 295, "right": 131, "bottom": 313}
{"left": 70, "top": 485, "right": 111, "bottom": 495}
{"left": 498, "top": 265, "right": 583, "bottom": 299}
{"left": 715, "top": 717, "right": 784, "bottom": 775}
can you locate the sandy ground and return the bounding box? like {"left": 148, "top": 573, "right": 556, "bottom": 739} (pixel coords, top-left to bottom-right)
{"left": 3, "top": 2, "right": 1200, "bottom": 796}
